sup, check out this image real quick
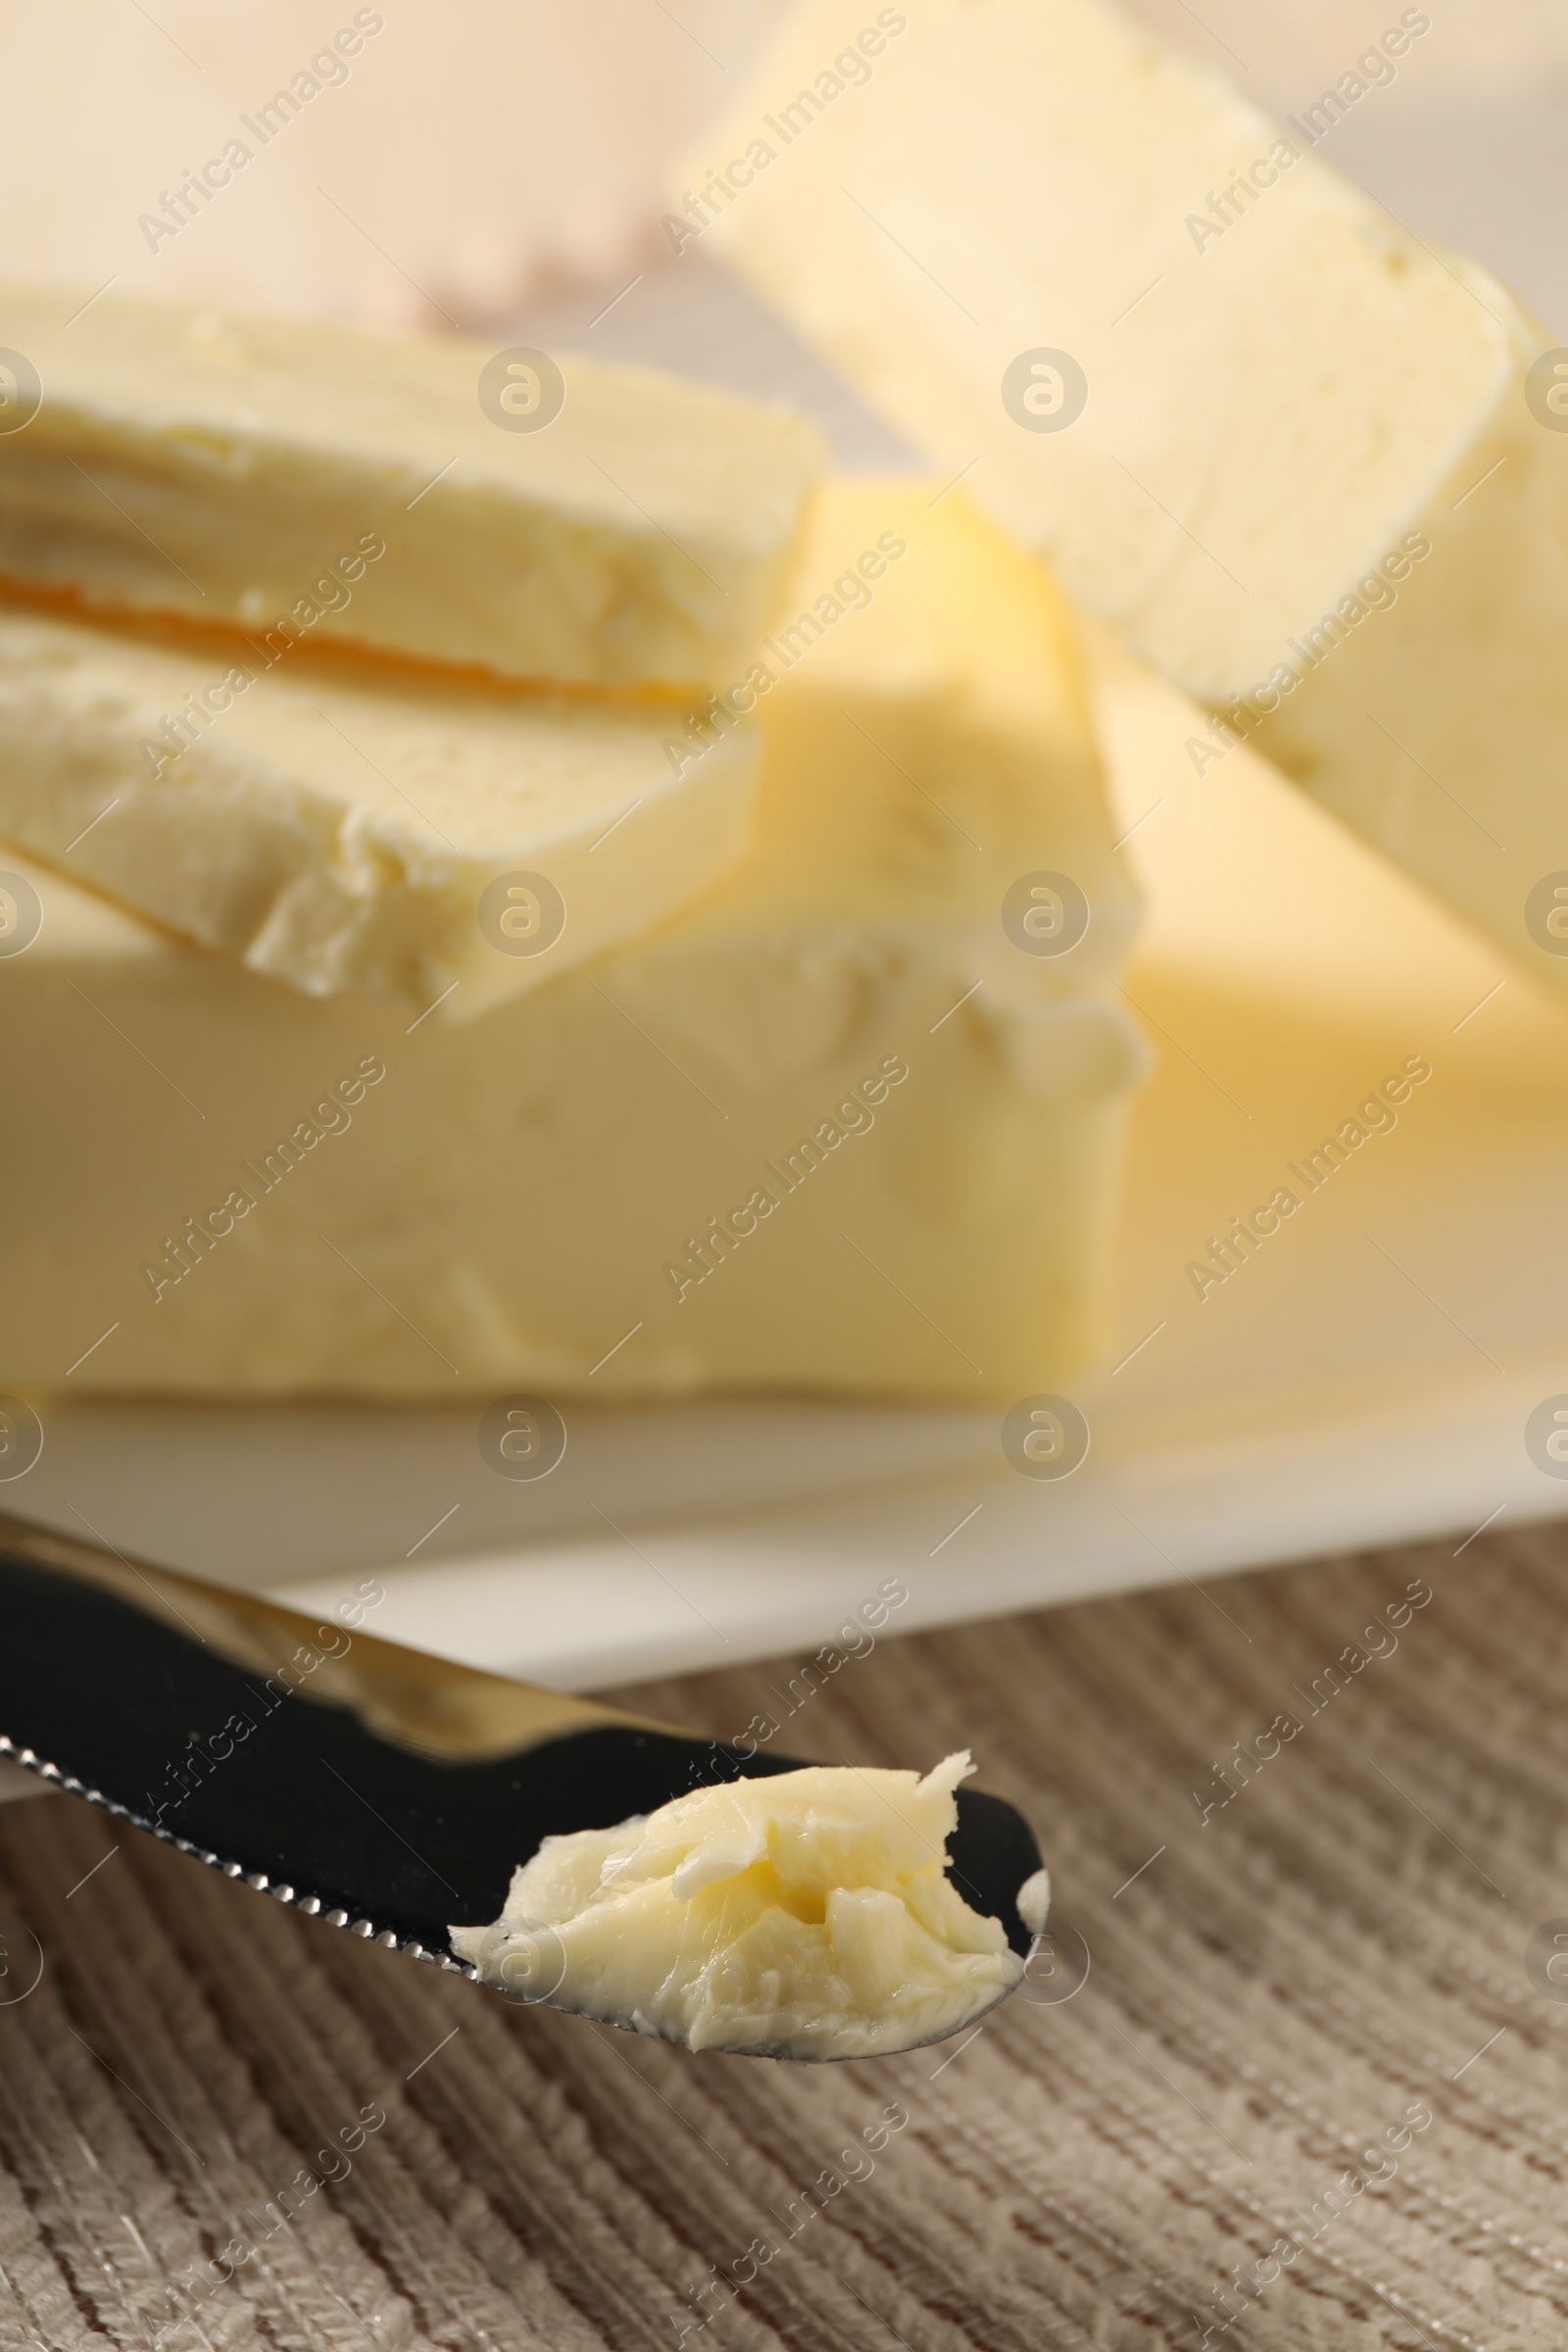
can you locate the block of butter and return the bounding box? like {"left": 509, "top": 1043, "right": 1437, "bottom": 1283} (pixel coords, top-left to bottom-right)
{"left": 678, "top": 0, "right": 1568, "bottom": 991}
{"left": 0, "top": 285, "right": 825, "bottom": 689}
{"left": 0, "top": 488, "right": 1143, "bottom": 1400}
{"left": 0, "top": 603, "right": 757, "bottom": 1020}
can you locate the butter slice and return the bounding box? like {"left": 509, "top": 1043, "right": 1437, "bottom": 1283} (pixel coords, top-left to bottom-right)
{"left": 683, "top": 476, "right": 1141, "bottom": 988}
{"left": 0, "top": 284, "right": 825, "bottom": 688}
{"left": 0, "top": 488, "right": 1143, "bottom": 1400}
{"left": 451, "top": 1752, "right": 1032, "bottom": 2058}
{"left": 0, "top": 605, "right": 757, "bottom": 1019}
{"left": 683, "top": 0, "right": 1568, "bottom": 989}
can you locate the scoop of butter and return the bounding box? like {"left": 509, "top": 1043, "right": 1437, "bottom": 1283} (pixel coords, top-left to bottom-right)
{"left": 0, "top": 604, "right": 756, "bottom": 1019}
{"left": 681, "top": 0, "right": 1568, "bottom": 994}
{"left": 0, "top": 284, "right": 825, "bottom": 691}
{"left": 450, "top": 1752, "right": 1047, "bottom": 2058}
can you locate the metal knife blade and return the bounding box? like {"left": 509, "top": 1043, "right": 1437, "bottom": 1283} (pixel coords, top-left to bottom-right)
{"left": 0, "top": 1507, "right": 1047, "bottom": 2053}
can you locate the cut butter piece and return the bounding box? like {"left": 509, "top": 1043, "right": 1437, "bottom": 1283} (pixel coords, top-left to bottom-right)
{"left": 0, "top": 604, "right": 757, "bottom": 1019}
{"left": 0, "top": 485, "right": 1144, "bottom": 1400}
{"left": 0, "top": 283, "right": 825, "bottom": 689}
{"left": 681, "top": 0, "right": 1568, "bottom": 989}
{"left": 711, "top": 478, "right": 1140, "bottom": 985}
{"left": 450, "top": 1752, "right": 1039, "bottom": 2058}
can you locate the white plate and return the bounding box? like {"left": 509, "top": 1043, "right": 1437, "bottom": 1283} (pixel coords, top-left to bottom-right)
{"left": 18, "top": 628, "right": 1568, "bottom": 1689}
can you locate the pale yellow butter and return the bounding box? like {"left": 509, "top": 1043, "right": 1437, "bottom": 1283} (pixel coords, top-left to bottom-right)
{"left": 681, "top": 0, "right": 1568, "bottom": 990}
{"left": 0, "top": 284, "right": 825, "bottom": 689}
{"left": 451, "top": 1752, "right": 1042, "bottom": 2058}
{"left": 0, "top": 487, "right": 1143, "bottom": 1400}
{"left": 0, "top": 604, "right": 757, "bottom": 1019}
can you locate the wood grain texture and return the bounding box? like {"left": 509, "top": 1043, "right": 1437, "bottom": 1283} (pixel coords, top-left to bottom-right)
{"left": 2, "top": 1525, "right": 1566, "bottom": 2351}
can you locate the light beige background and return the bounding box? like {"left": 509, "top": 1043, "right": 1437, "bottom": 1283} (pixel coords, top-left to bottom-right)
{"left": 0, "top": 2, "right": 777, "bottom": 323}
